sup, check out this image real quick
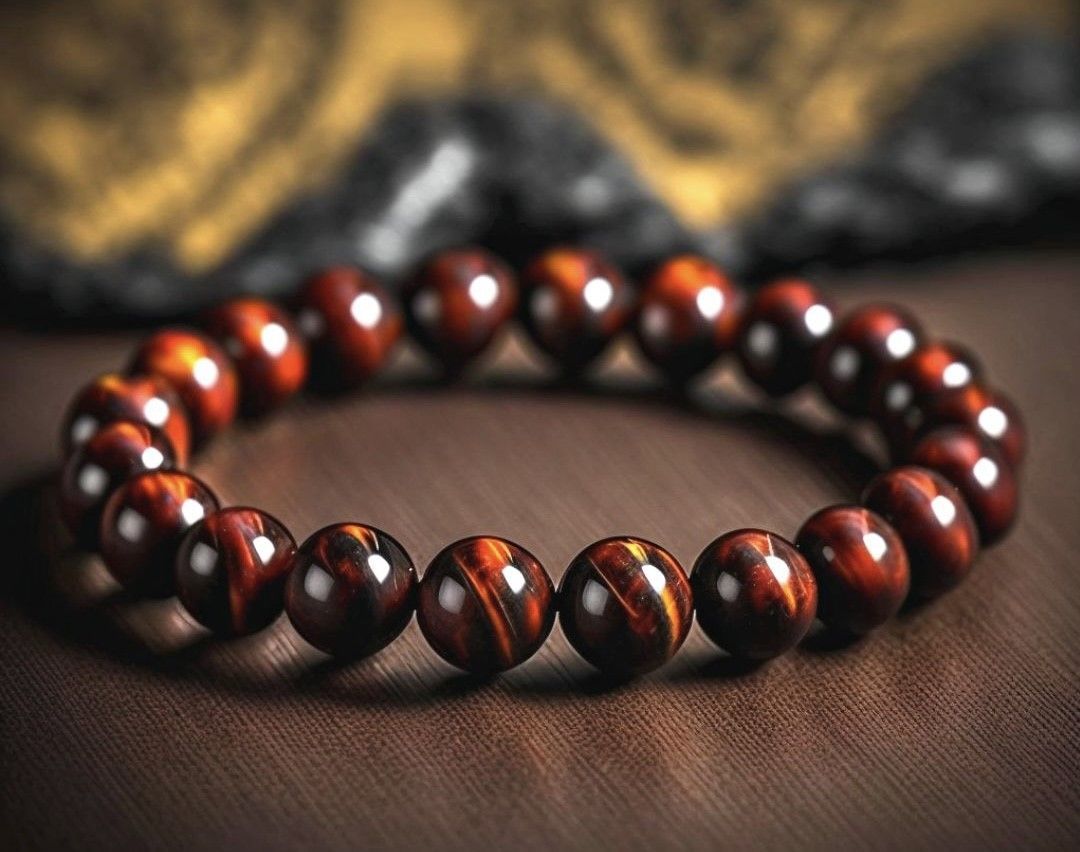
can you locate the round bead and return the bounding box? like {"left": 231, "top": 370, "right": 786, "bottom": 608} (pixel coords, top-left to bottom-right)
{"left": 736, "top": 279, "right": 836, "bottom": 396}
{"left": 61, "top": 373, "right": 191, "bottom": 464}
{"left": 691, "top": 529, "right": 817, "bottom": 660}
{"left": 99, "top": 471, "right": 219, "bottom": 597}
{"left": 795, "top": 506, "right": 910, "bottom": 634}
{"left": 911, "top": 426, "right": 1019, "bottom": 545}
{"left": 416, "top": 536, "right": 554, "bottom": 674}
{"left": 202, "top": 297, "right": 308, "bottom": 414}
{"left": 558, "top": 536, "right": 693, "bottom": 675}
{"left": 175, "top": 507, "right": 296, "bottom": 636}
{"left": 909, "top": 384, "right": 1026, "bottom": 467}
{"left": 59, "top": 421, "right": 177, "bottom": 547}
{"left": 129, "top": 329, "right": 238, "bottom": 442}
{"left": 285, "top": 523, "right": 417, "bottom": 658}
{"left": 295, "top": 266, "right": 402, "bottom": 389}
{"left": 862, "top": 466, "right": 979, "bottom": 599}
{"left": 815, "top": 304, "right": 925, "bottom": 416}
{"left": 633, "top": 255, "right": 744, "bottom": 383}
{"left": 404, "top": 248, "right": 517, "bottom": 372}
{"left": 519, "top": 247, "right": 633, "bottom": 371}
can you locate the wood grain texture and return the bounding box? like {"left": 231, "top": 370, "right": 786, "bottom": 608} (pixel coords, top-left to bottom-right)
{"left": 1, "top": 252, "right": 1078, "bottom": 850}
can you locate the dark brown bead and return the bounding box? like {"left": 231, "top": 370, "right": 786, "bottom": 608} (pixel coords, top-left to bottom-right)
{"left": 286, "top": 523, "right": 417, "bottom": 658}
{"left": 559, "top": 536, "right": 693, "bottom": 675}
{"left": 129, "top": 329, "right": 238, "bottom": 443}
{"left": 61, "top": 373, "right": 191, "bottom": 464}
{"left": 736, "top": 278, "right": 836, "bottom": 396}
{"left": 905, "top": 383, "right": 1026, "bottom": 467}
{"left": 634, "top": 255, "right": 744, "bottom": 383}
{"left": 519, "top": 247, "right": 634, "bottom": 371}
{"left": 202, "top": 297, "right": 308, "bottom": 414}
{"left": 416, "top": 536, "right": 554, "bottom": 674}
{"left": 862, "top": 466, "right": 979, "bottom": 599}
{"left": 99, "top": 471, "right": 219, "bottom": 597}
{"left": 175, "top": 507, "right": 296, "bottom": 636}
{"left": 295, "top": 266, "right": 402, "bottom": 389}
{"left": 404, "top": 248, "right": 517, "bottom": 372}
{"left": 815, "top": 304, "right": 925, "bottom": 416}
{"left": 911, "top": 426, "right": 1019, "bottom": 545}
{"left": 795, "top": 506, "right": 910, "bottom": 634}
{"left": 691, "top": 529, "right": 817, "bottom": 660}
{"left": 59, "top": 421, "right": 177, "bottom": 548}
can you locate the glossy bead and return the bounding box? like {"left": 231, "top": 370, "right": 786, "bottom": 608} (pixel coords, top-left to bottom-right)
{"left": 416, "top": 536, "right": 554, "bottom": 674}
{"left": 202, "top": 297, "right": 308, "bottom": 414}
{"left": 815, "top": 304, "right": 925, "bottom": 416}
{"left": 404, "top": 248, "right": 517, "bottom": 372}
{"left": 633, "top": 255, "right": 744, "bottom": 382}
{"left": 295, "top": 266, "right": 402, "bottom": 389}
{"left": 519, "top": 247, "right": 633, "bottom": 371}
{"left": 285, "top": 523, "right": 417, "bottom": 658}
{"left": 862, "top": 466, "right": 979, "bottom": 598}
{"left": 129, "top": 329, "right": 238, "bottom": 442}
{"left": 911, "top": 426, "right": 1019, "bottom": 545}
{"left": 908, "top": 384, "right": 1026, "bottom": 467}
{"left": 691, "top": 529, "right": 817, "bottom": 660}
{"left": 59, "top": 421, "right": 177, "bottom": 547}
{"left": 61, "top": 373, "right": 191, "bottom": 464}
{"left": 736, "top": 279, "right": 836, "bottom": 396}
{"left": 175, "top": 507, "right": 296, "bottom": 636}
{"left": 795, "top": 506, "right": 910, "bottom": 634}
{"left": 559, "top": 536, "right": 693, "bottom": 675}
{"left": 99, "top": 471, "right": 219, "bottom": 597}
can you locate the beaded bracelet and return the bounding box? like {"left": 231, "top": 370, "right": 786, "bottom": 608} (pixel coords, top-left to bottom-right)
{"left": 55, "top": 248, "right": 1024, "bottom": 677}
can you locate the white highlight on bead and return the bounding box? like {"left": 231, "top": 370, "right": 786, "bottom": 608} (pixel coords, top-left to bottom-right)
{"left": 830, "top": 346, "right": 859, "bottom": 381}
{"left": 437, "top": 576, "right": 467, "bottom": 614}
{"left": 190, "top": 542, "right": 217, "bottom": 576}
{"left": 71, "top": 415, "right": 98, "bottom": 445}
{"left": 717, "top": 572, "right": 740, "bottom": 602}
{"left": 468, "top": 274, "right": 499, "bottom": 309}
{"left": 931, "top": 495, "right": 958, "bottom": 526}
{"left": 367, "top": 553, "right": 392, "bottom": 583}
{"left": 942, "top": 361, "right": 972, "bottom": 388}
{"left": 350, "top": 292, "right": 383, "bottom": 329}
{"left": 582, "top": 579, "right": 610, "bottom": 616}
{"left": 804, "top": 304, "right": 833, "bottom": 337}
{"left": 863, "top": 531, "right": 888, "bottom": 562}
{"left": 260, "top": 323, "right": 289, "bottom": 357}
{"left": 140, "top": 447, "right": 165, "bottom": 470}
{"left": 501, "top": 564, "right": 527, "bottom": 594}
{"left": 252, "top": 535, "right": 276, "bottom": 565}
{"left": 116, "top": 508, "right": 147, "bottom": 543}
{"left": 764, "top": 554, "right": 791, "bottom": 586}
{"left": 973, "top": 456, "right": 1000, "bottom": 488}
{"left": 745, "top": 322, "right": 778, "bottom": 361}
{"left": 642, "top": 563, "right": 667, "bottom": 593}
{"left": 143, "top": 397, "right": 169, "bottom": 427}
{"left": 695, "top": 285, "right": 724, "bottom": 320}
{"left": 304, "top": 564, "right": 334, "bottom": 602}
{"left": 192, "top": 356, "right": 220, "bottom": 389}
{"left": 78, "top": 464, "right": 108, "bottom": 497}
{"left": 886, "top": 382, "right": 913, "bottom": 411}
{"left": 979, "top": 406, "right": 1008, "bottom": 439}
{"left": 583, "top": 277, "right": 614, "bottom": 312}
{"left": 885, "top": 328, "right": 917, "bottom": 359}
{"left": 180, "top": 498, "right": 206, "bottom": 527}
{"left": 821, "top": 545, "right": 836, "bottom": 562}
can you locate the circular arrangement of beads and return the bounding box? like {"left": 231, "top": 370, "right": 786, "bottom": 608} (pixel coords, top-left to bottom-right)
{"left": 57, "top": 248, "right": 1025, "bottom": 677}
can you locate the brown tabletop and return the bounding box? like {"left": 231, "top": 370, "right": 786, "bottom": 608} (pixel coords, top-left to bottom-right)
{"left": 1, "top": 251, "right": 1078, "bottom": 850}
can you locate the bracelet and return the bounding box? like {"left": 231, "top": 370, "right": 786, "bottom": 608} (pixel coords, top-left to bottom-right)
{"left": 55, "top": 248, "right": 1025, "bottom": 678}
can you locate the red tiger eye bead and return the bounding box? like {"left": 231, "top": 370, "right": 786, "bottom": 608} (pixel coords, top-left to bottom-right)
{"left": 175, "top": 507, "right": 296, "bottom": 636}
{"left": 815, "top": 304, "right": 925, "bottom": 416}
{"left": 203, "top": 297, "right": 308, "bottom": 414}
{"left": 286, "top": 523, "right": 417, "bottom": 658}
{"left": 911, "top": 426, "right": 1019, "bottom": 545}
{"left": 99, "top": 471, "right": 219, "bottom": 597}
{"left": 61, "top": 373, "right": 191, "bottom": 464}
{"left": 795, "top": 506, "right": 910, "bottom": 634}
{"left": 404, "top": 248, "right": 517, "bottom": 372}
{"left": 691, "top": 529, "right": 817, "bottom": 660}
{"left": 59, "top": 421, "right": 177, "bottom": 547}
{"left": 295, "top": 266, "right": 402, "bottom": 389}
{"left": 416, "top": 536, "right": 554, "bottom": 674}
{"left": 129, "top": 329, "right": 238, "bottom": 443}
{"left": 634, "top": 255, "right": 744, "bottom": 383}
{"left": 862, "top": 466, "right": 979, "bottom": 598}
{"left": 519, "top": 247, "right": 634, "bottom": 371}
{"left": 736, "top": 278, "right": 836, "bottom": 396}
{"left": 558, "top": 537, "right": 693, "bottom": 675}
{"left": 907, "top": 384, "right": 1026, "bottom": 467}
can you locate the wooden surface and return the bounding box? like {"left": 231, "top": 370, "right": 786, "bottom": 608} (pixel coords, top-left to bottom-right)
{"left": 1, "top": 252, "right": 1078, "bottom": 850}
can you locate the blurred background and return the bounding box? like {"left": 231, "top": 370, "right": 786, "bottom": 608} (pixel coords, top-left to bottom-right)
{"left": 1, "top": 0, "right": 1077, "bottom": 321}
